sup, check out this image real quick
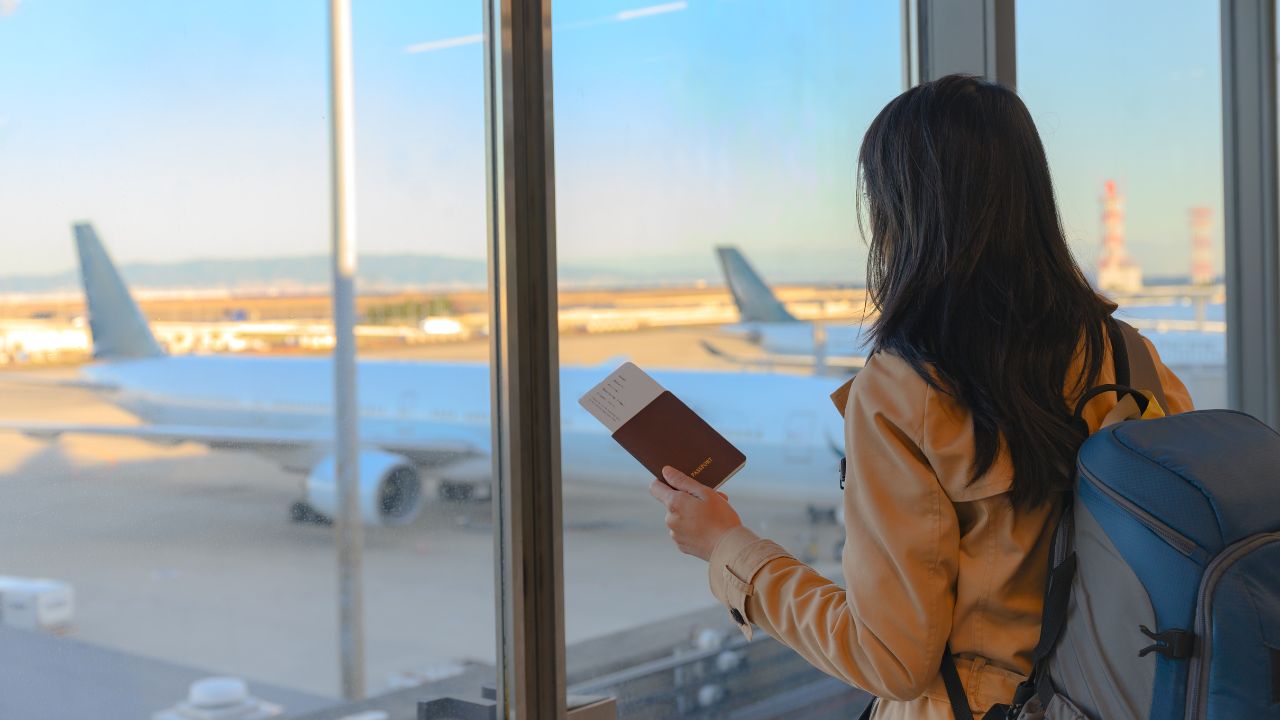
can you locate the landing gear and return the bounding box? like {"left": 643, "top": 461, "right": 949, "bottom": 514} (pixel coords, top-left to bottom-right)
{"left": 802, "top": 504, "right": 844, "bottom": 563}
{"left": 806, "top": 504, "right": 838, "bottom": 526}
{"left": 437, "top": 480, "right": 490, "bottom": 503}
{"left": 438, "top": 481, "right": 477, "bottom": 502}
{"left": 289, "top": 500, "right": 332, "bottom": 525}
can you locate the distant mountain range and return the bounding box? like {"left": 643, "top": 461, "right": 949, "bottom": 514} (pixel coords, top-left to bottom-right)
{"left": 0, "top": 253, "right": 1203, "bottom": 297}
{"left": 0, "top": 254, "right": 730, "bottom": 295}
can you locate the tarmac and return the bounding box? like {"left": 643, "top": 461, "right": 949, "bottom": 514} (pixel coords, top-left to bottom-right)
{"left": 0, "top": 326, "right": 847, "bottom": 699}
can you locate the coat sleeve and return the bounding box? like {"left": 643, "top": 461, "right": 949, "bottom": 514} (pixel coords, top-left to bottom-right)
{"left": 707, "top": 354, "right": 959, "bottom": 700}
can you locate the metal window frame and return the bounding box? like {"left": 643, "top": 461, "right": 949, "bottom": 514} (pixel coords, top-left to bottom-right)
{"left": 911, "top": 0, "right": 1015, "bottom": 88}
{"left": 1222, "top": 0, "right": 1280, "bottom": 427}
{"left": 484, "top": 0, "right": 567, "bottom": 718}
{"left": 469, "top": 4, "right": 1280, "bottom": 719}
{"left": 911, "top": 0, "right": 1280, "bottom": 426}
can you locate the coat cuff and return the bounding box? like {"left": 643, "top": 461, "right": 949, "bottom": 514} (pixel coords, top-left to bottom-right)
{"left": 707, "top": 526, "right": 790, "bottom": 640}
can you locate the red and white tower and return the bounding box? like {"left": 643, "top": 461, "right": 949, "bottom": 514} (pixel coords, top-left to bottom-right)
{"left": 1096, "top": 180, "right": 1143, "bottom": 294}
{"left": 1189, "top": 207, "right": 1214, "bottom": 285}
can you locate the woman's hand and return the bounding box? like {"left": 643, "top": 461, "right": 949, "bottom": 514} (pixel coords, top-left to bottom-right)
{"left": 649, "top": 466, "right": 743, "bottom": 561}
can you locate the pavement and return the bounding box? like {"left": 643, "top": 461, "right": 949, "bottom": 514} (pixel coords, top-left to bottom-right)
{"left": 0, "top": 326, "right": 847, "bottom": 701}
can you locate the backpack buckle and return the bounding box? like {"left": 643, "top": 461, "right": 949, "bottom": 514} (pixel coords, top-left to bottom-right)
{"left": 1010, "top": 680, "right": 1036, "bottom": 708}
{"left": 1139, "top": 625, "right": 1194, "bottom": 660}
{"left": 991, "top": 680, "right": 1036, "bottom": 720}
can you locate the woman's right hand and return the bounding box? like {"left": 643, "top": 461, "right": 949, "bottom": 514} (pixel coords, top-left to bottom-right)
{"left": 648, "top": 466, "right": 743, "bottom": 562}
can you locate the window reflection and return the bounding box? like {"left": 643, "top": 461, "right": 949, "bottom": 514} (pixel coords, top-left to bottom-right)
{"left": 553, "top": 1, "right": 900, "bottom": 716}
{"left": 0, "top": 1, "right": 497, "bottom": 713}
{"left": 1018, "top": 0, "right": 1227, "bottom": 408}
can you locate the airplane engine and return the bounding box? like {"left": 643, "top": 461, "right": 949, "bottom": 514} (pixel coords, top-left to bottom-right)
{"left": 305, "top": 451, "right": 424, "bottom": 526}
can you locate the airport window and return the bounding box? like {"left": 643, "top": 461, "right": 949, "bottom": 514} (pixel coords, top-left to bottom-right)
{"left": 0, "top": 2, "right": 500, "bottom": 716}
{"left": 552, "top": 2, "right": 901, "bottom": 716}
{"left": 1017, "top": 0, "right": 1228, "bottom": 409}
{"left": 6, "top": 1, "right": 1262, "bottom": 718}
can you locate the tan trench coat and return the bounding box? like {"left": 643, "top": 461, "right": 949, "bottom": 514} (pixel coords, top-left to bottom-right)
{"left": 707, "top": 337, "right": 1193, "bottom": 718}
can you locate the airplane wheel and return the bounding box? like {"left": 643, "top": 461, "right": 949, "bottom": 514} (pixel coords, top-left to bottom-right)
{"left": 438, "top": 481, "right": 475, "bottom": 503}
{"left": 289, "top": 501, "right": 332, "bottom": 525}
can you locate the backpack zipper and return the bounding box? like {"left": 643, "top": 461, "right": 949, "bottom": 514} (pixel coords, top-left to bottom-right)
{"left": 1078, "top": 466, "right": 1198, "bottom": 557}
{"left": 1184, "top": 533, "right": 1280, "bottom": 719}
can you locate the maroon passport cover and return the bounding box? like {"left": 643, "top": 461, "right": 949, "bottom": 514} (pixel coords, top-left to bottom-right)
{"left": 609, "top": 390, "right": 746, "bottom": 489}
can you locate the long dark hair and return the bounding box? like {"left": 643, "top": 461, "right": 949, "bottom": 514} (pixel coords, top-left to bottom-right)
{"left": 857, "top": 74, "right": 1114, "bottom": 509}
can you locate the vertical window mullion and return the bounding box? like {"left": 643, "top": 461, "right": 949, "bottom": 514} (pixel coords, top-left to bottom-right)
{"left": 484, "top": 0, "right": 566, "bottom": 718}
{"left": 1221, "top": 0, "right": 1280, "bottom": 427}
{"left": 912, "top": 0, "right": 1015, "bottom": 86}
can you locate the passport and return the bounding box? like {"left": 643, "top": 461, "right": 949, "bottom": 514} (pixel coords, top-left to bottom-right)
{"left": 578, "top": 362, "right": 746, "bottom": 490}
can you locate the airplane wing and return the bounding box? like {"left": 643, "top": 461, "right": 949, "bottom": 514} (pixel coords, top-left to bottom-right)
{"left": 0, "top": 421, "right": 483, "bottom": 468}
{"left": 0, "top": 373, "right": 120, "bottom": 393}
{"left": 699, "top": 339, "right": 866, "bottom": 374}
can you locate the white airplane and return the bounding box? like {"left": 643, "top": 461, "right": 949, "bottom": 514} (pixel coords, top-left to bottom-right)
{"left": 0, "top": 224, "right": 847, "bottom": 526}
{"left": 704, "top": 246, "right": 873, "bottom": 375}
{"left": 709, "top": 246, "right": 1228, "bottom": 407}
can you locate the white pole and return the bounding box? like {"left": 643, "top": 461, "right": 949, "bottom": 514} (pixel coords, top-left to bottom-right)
{"left": 328, "top": 0, "right": 365, "bottom": 701}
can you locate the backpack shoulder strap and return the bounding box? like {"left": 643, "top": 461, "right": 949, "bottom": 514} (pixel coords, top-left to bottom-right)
{"left": 1112, "top": 320, "right": 1169, "bottom": 414}
{"left": 940, "top": 645, "right": 975, "bottom": 720}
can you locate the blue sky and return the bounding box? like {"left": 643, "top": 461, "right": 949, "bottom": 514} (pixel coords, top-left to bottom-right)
{"left": 0, "top": 0, "right": 1223, "bottom": 282}
{"left": 1017, "top": 1, "right": 1224, "bottom": 277}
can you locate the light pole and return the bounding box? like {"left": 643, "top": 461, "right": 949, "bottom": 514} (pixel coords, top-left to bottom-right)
{"left": 327, "top": 0, "right": 365, "bottom": 701}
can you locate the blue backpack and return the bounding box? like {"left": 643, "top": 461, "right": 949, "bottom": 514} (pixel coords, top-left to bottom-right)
{"left": 939, "top": 319, "right": 1280, "bottom": 720}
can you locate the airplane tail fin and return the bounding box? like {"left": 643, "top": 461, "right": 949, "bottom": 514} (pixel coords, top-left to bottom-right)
{"left": 73, "top": 223, "right": 164, "bottom": 360}
{"left": 715, "top": 246, "right": 796, "bottom": 323}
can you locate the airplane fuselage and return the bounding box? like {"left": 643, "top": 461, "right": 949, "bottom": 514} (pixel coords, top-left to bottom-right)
{"left": 83, "top": 355, "right": 849, "bottom": 504}
{"left": 728, "top": 308, "right": 1227, "bottom": 407}
{"left": 724, "top": 321, "right": 872, "bottom": 358}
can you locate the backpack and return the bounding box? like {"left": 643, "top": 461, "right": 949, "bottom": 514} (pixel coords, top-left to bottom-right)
{"left": 935, "top": 319, "right": 1280, "bottom": 720}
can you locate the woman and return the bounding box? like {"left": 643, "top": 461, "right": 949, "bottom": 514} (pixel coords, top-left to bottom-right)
{"left": 649, "top": 74, "right": 1193, "bottom": 718}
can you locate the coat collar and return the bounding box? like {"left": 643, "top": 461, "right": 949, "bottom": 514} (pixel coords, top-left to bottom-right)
{"left": 830, "top": 377, "right": 854, "bottom": 417}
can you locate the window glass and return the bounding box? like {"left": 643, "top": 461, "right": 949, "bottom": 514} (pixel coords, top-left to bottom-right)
{"left": 552, "top": 2, "right": 901, "bottom": 715}
{"left": 1018, "top": 0, "right": 1227, "bottom": 408}
{"left": 0, "top": 1, "right": 496, "bottom": 714}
